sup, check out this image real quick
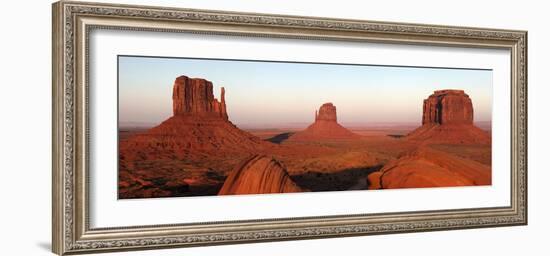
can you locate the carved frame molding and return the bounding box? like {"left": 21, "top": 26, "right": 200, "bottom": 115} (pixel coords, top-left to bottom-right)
{"left": 52, "top": 1, "right": 527, "bottom": 255}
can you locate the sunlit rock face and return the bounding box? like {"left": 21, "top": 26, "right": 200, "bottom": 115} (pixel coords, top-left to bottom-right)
{"left": 421, "top": 90, "right": 473, "bottom": 125}
{"left": 172, "top": 75, "right": 228, "bottom": 119}
{"left": 218, "top": 155, "right": 304, "bottom": 195}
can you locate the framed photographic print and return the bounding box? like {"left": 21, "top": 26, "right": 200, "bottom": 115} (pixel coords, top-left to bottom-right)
{"left": 52, "top": 1, "right": 527, "bottom": 255}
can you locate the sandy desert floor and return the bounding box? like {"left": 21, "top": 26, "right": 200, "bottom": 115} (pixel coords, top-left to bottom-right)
{"left": 118, "top": 125, "right": 491, "bottom": 198}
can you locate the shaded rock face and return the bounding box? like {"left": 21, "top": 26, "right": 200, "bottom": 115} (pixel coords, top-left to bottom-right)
{"left": 422, "top": 90, "right": 473, "bottom": 125}
{"left": 289, "top": 102, "right": 358, "bottom": 141}
{"left": 172, "top": 75, "right": 228, "bottom": 119}
{"left": 367, "top": 147, "right": 491, "bottom": 189}
{"left": 218, "top": 155, "right": 304, "bottom": 195}
{"left": 123, "top": 75, "right": 268, "bottom": 155}
{"left": 407, "top": 89, "right": 490, "bottom": 144}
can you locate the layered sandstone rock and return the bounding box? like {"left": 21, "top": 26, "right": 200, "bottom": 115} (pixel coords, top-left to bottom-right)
{"left": 289, "top": 103, "right": 359, "bottom": 141}
{"left": 218, "top": 155, "right": 304, "bottom": 195}
{"left": 407, "top": 90, "right": 490, "bottom": 144}
{"left": 367, "top": 147, "right": 491, "bottom": 189}
{"left": 172, "top": 75, "right": 228, "bottom": 119}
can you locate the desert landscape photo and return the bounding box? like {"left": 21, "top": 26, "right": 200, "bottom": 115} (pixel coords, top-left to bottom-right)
{"left": 118, "top": 56, "right": 492, "bottom": 199}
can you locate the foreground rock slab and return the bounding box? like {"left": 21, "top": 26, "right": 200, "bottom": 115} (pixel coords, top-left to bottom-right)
{"left": 219, "top": 155, "right": 304, "bottom": 195}
{"left": 367, "top": 147, "right": 491, "bottom": 189}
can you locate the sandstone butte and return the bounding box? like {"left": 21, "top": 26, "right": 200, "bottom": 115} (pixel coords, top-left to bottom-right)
{"left": 288, "top": 102, "right": 359, "bottom": 141}
{"left": 367, "top": 146, "right": 491, "bottom": 189}
{"left": 406, "top": 89, "right": 491, "bottom": 144}
{"left": 119, "top": 75, "right": 274, "bottom": 198}
{"left": 120, "top": 75, "right": 271, "bottom": 159}
{"left": 218, "top": 155, "right": 304, "bottom": 195}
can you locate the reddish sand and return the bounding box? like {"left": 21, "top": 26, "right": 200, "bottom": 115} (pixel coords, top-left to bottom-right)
{"left": 119, "top": 124, "right": 491, "bottom": 198}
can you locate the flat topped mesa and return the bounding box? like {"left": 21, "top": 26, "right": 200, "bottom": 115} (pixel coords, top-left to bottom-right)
{"left": 407, "top": 89, "right": 490, "bottom": 145}
{"left": 315, "top": 103, "right": 337, "bottom": 122}
{"left": 422, "top": 89, "right": 473, "bottom": 125}
{"left": 172, "top": 75, "right": 228, "bottom": 119}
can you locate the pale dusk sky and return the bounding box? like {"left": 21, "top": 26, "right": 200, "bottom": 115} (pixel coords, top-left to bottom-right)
{"left": 119, "top": 56, "right": 492, "bottom": 128}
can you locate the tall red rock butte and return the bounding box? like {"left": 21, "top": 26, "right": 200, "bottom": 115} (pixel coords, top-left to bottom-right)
{"left": 218, "top": 155, "right": 304, "bottom": 195}
{"left": 119, "top": 75, "right": 272, "bottom": 198}
{"left": 121, "top": 75, "right": 268, "bottom": 155}
{"left": 288, "top": 103, "right": 359, "bottom": 141}
{"left": 172, "top": 75, "right": 228, "bottom": 119}
{"left": 407, "top": 90, "right": 490, "bottom": 144}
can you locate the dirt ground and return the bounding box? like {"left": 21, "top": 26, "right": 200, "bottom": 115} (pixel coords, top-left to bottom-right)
{"left": 118, "top": 126, "right": 491, "bottom": 198}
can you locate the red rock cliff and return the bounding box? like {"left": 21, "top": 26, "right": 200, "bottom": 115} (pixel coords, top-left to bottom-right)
{"left": 172, "top": 75, "right": 228, "bottom": 119}
{"left": 315, "top": 103, "right": 337, "bottom": 122}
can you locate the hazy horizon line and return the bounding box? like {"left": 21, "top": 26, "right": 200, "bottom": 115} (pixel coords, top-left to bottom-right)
{"left": 119, "top": 120, "right": 492, "bottom": 129}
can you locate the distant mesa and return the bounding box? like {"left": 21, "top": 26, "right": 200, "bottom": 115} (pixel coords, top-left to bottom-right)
{"left": 367, "top": 146, "right": 491, "bottom": 189}
{"left": 422, "top": 89, "right": 474, "bottom": 125}
{"left": 218, "top": 155, "right": 304, "bottom": 195}
{"left": 406, "top": 90, "right": 490, "bottom": 144}
{"left": 288, "top": 103, "right": 359, "bottom": 141}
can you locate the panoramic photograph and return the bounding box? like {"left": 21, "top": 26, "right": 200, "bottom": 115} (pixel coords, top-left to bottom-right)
{"left": 118, "top": 56, "right": 493, "bottom": 199}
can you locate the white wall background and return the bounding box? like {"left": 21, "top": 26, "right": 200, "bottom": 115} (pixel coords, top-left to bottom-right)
{"left": 0, "top": 0, "right": 547, "bottom": 255}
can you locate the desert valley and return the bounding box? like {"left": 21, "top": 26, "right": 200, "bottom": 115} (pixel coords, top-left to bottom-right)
{"left": 118, "top": 75, "right": 492, "bottom": 199}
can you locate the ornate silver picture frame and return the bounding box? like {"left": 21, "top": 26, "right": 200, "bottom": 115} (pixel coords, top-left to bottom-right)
{"left": 52, "top": 1, "right": 527, "bottom": 255}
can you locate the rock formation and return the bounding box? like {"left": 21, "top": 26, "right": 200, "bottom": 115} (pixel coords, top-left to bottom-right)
{"left": 288, "top": 103, "right": 359, "bottom": 141}
{"left": 121, "top": 75, "right": 269, "bottom": 155}
{"left": 218, "top": 155, "right": 304, "bottom": 195}
{"left": 367, "top": 147, "right": 491, "bottom": 189}
{"left": 407, "top": 90, "right": 490, "bottom": 144}
{"left": 421, "top": 89, "right": 473, "bottom": 125}
{"left": 316, "top": 102, "right": 337, "bottom": 122}
{"left": 119, "top": 75, "right": 273, "bottom": 199}
{"left": 172, "top": 75, "right": 228, "bottom": 119}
